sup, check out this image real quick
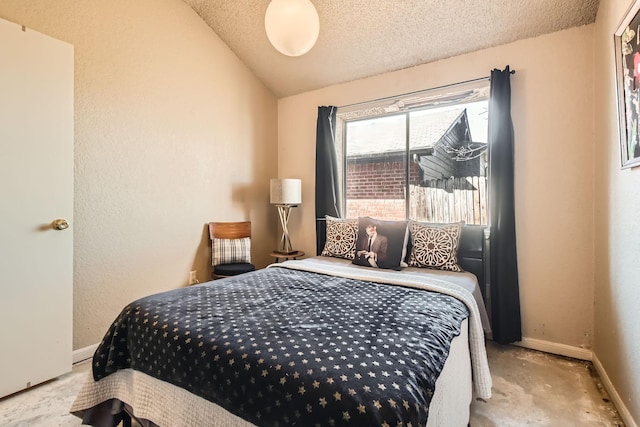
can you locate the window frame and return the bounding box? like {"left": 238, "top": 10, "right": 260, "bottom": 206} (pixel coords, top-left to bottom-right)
{"left": 336, "top": 80, "right": 490, "bottom": 223}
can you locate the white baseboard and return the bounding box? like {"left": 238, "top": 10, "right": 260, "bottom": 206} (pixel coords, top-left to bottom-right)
{"left": 513, "top": 336, "right": 593, "bottom": 361}
{"left": 592, "top": 354, "right": 638, "bottom": 427}
{"left": 72, "top": 343, "right": 98, "bottom": 365}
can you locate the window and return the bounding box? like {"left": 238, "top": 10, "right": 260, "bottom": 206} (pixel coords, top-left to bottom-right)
{"left": 337, "top": 83, "right": 489, "bottom": 224}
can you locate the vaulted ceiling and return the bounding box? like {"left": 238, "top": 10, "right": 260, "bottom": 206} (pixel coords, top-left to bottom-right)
{"left": 182, "top": 0, "right": 600, "bottom": 98}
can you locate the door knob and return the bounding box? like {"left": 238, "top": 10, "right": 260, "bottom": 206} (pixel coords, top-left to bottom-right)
{"left": 52, "top": 219, "right": 69, "bottom": 230}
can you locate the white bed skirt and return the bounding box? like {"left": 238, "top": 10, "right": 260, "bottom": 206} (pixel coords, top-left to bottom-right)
{"left": 71, "top": 320, "right": 472, "bottom": 427}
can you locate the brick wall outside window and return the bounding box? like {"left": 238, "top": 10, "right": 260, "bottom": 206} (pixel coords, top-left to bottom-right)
{"left": 346, "top": 157, "right": 421, "bottom": 200}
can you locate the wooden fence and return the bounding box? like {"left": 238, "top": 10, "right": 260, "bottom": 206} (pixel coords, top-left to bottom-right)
{"left": 409, "top": 176, "right": 487, "bottom": 225}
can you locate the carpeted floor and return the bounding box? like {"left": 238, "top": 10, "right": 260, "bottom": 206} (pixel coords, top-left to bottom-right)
{"left": 0, "top": 341, "right": 625, "bottom": 426}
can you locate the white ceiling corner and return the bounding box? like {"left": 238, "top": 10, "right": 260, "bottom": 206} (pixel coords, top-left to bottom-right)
{"left": 181, "top": 0, "right": 600, "bottom": 98}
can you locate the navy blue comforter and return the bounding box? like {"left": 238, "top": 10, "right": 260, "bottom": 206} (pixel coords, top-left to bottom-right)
{"left": 93, "top": 266, "right": 468, "bottom": 427}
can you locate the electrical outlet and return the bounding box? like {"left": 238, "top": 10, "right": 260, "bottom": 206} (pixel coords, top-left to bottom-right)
{"left": 188, "top": 270, "right": 198, "bottom": 285}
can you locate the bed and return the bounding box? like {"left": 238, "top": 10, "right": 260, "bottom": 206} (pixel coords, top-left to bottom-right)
{"left": 71, "top": 220, "right": 492, "bottom": 427}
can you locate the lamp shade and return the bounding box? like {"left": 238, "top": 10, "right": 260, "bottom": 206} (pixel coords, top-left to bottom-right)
{"left": 264, "top": 0, "right": 319, "bottom": 57}
{"left": 270, "top": 178, "right": 302, "bottom": 205}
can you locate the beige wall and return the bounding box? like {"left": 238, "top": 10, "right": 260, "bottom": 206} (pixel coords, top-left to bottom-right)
{"left": 0, "top": 0, "right": 278, "bottom": 349}
{"left": 278, "top": 26, "right": 595, "bottom": 349}
{"left": 2, "top": 0, "right": 636, "bottom": 421}
{"left": 594, "top": 0, "right": 640, "bottom": 422}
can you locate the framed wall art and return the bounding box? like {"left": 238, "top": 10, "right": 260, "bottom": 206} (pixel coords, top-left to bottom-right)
{"left": 614, "top": 0, "right": 640, "bottom": 169}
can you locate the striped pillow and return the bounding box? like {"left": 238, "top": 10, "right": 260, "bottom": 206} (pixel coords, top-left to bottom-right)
{"left": 212, "top": 237, "right": 251, "bottom": 265}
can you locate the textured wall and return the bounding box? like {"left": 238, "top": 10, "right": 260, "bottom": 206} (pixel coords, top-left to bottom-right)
{"left": 593, "top": 0, "right": 640, "bottom": 423}
{"left": 0, "top": 0, "right": 278, "bottom": 350}
{"left": 278, "top": 26, "right": 595, "bottom": 351}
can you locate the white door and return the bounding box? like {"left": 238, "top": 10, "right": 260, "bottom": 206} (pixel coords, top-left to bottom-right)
{"left": 0, "top": 18, "right": 74, "bottom": 397}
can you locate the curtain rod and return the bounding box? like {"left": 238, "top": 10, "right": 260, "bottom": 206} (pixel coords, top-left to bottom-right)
{"left": 337, "top": 69, "right": 516, "bottom": 110}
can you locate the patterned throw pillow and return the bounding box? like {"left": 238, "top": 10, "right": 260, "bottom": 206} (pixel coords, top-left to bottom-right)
{"left": 352, "top": 217, "right": 408, "bottom": 270}
{"left": 408, "top": 221, "right": 464, "bottom": 272}
{"left": 321, "top": 216, "right": 358, "bottom": 260}
{"left": 212, "top": 237, "right": 251, "bottom": 265}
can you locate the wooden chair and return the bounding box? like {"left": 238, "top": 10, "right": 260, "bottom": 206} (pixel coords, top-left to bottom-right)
{"left": 208, "top": 221, "right": 256, "bottom": 279}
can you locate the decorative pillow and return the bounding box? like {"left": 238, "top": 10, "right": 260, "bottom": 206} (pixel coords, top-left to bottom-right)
{"left": 212, "top": 237, "right": 251, "bottom": 266}
{"left": 321, "top": 216, "right": 358, "bottom": 259}
{"left": 352, "top": 217, "right": 408, "bottom": 270}
{"left": 408, "top": 221, "right": 464, "bottom": 272}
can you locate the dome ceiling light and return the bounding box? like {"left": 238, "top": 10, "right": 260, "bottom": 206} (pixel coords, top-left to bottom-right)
{"left": 264, "top": 0, "right": 320, "bottom": 57}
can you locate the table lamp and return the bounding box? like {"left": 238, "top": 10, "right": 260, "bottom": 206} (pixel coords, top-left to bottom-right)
{"left": 270, "top": 178, "right": 301, "bottom": 254}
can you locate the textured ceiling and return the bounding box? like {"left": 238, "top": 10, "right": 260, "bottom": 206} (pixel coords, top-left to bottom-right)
{"left": 182, "top": 0, "right": 600, "bottom": 98}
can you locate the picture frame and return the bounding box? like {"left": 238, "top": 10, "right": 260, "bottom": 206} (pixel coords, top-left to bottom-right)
{"left": 614, "top": 0, "right": 640, "bottom": 169}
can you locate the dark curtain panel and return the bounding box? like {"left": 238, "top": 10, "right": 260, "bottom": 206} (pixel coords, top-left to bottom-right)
{"left": 315, "top": 106, "right": 340, "bottom": 255}
{"left": 488, "top": 66, "right": 522, "bottom": 344}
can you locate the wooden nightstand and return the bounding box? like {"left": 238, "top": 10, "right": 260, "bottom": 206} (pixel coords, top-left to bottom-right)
{"left": 269, "top": 250, "right": 305, "bottom": 262}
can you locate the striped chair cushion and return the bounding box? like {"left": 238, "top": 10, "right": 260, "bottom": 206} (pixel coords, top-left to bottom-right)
{"left": 212, "top": 237, "right": 251, "bottom": 266}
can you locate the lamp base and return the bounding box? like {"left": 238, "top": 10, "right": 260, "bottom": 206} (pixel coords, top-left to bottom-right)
{"left": 275, "top": 204, "right": 296, "bottom": 255}
{"left": 273, "top": 249, "right": 298, "bottom": 255}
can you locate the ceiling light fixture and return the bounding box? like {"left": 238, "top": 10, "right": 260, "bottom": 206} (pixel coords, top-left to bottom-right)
{"left": 265, "top": 0, "right": 319, "bottom": 57}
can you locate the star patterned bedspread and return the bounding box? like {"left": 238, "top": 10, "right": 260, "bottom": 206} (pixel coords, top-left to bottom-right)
{"left": 93, "top": 264, "right": 472, "bottom": 427}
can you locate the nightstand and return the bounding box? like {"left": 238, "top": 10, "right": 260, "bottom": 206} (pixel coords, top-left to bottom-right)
{"left": 269, "top": 250, "right": 305, "bottom": 263}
